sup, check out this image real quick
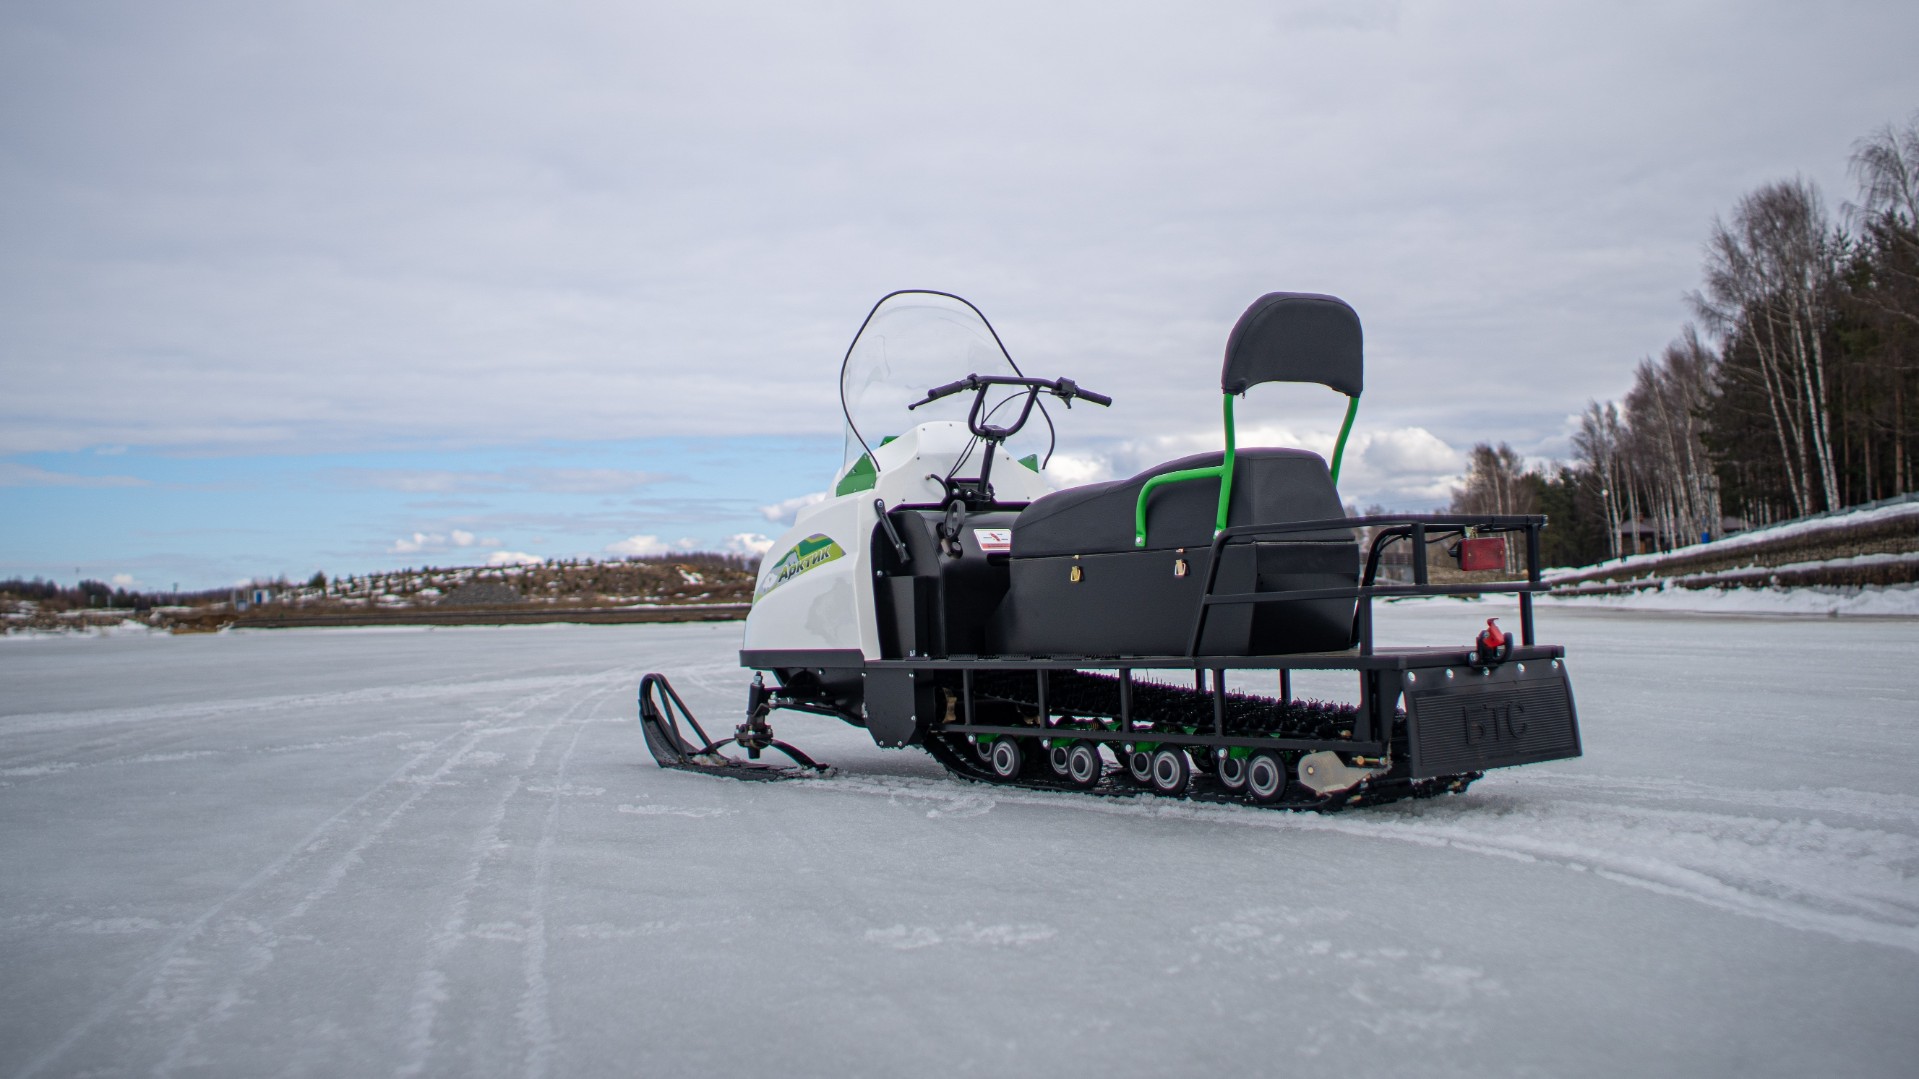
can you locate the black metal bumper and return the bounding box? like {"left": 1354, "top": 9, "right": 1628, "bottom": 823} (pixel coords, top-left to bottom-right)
{"left": 1401, "top": 659, "right": 1581, "bottom": 779}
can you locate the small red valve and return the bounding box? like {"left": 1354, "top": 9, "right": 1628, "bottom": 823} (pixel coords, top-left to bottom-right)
{"left": 1472, "top": 617, "right": 1509, "bottom": 664}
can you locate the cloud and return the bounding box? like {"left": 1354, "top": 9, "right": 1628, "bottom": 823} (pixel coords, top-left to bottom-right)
{"left": 0, "top": 462, "right": 147, "bottom": 488}
{"left": 450, "top": 529, "right": 476, "bottom": 546}
{"left": 342, "top": 468, "right": 667, "bottom": 494}
{"left": 726, "top": 532, "right": 775, "bottom": 556}
{"left": 606, "top": 534, "right": 697, "bottom": 557}
{"left": 485, "top": 550, "right": 542, "bottom": 566}
{"left": 607, "top": 534, "right": 668, "bottom": 557}
{"left": 759, "top": 492, "right": 828, "bottom": 523}
{"left": 8, "top": 2, "right": 1909, "bottom": 464}
{"left": 1080, "top": 420, "right": 1466, "bottom": 510}
{"left": 1039, "top": 452, "right": 1114, "bottom": 489}
{"left": 391, "top": 532, "right": 441, "bottom": 554}
{"left": 110, "top": 573, "right": 137, "bottom": 588}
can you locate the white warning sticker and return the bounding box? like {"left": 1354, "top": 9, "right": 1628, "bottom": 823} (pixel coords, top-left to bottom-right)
{"left": 973, "top": 528, "right": 1013, "bottom": 554}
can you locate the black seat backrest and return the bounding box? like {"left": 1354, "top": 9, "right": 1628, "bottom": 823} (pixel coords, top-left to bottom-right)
{"left": 1012, "top": 448, "right": 1349, "bottom": 558}
{"left": 1221, "top": 293, "right": 1363, "bottom": 397}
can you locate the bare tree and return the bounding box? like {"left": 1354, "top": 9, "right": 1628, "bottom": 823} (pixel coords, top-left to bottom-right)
{"left": 1572, "top": 403, "right": 1628, "bottom": 558}
{"left": 1621, "top": 326, "right": 1722, "bottom": 549}
{"left": 1690, "top": 178, "right": 1843, "bottom": 515}
{"left": 1847, "top": 114, "right": 1919, "bottom": 329}
{"left": 1451, "top": 443, "right": 1537, "bottom": 571}
{"left": 1847, "top": 115, "right": 1919, "bottom": 493}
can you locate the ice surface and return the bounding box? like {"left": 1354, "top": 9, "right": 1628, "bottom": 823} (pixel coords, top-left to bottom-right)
{"left": 2, "top": 607, "right": 1916, "bottom": 1077}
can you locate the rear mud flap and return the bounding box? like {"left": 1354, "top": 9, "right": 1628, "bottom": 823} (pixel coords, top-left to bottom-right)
{"left": 1402, "top": 660, "right": 1580, "bottom": 779}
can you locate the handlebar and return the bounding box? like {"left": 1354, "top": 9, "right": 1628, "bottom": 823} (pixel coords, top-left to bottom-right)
{"left": 907, "top": 374, "right": 1114, "bottom": 411}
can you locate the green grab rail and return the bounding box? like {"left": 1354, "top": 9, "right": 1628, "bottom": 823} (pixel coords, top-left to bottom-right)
{"left": 1133, "top": 391, "right": 1361, "bottom": 548}
{"left": 1135, "top": 394, "right": 1236, "bottom": 547}
{"left": 1329, "top": 394, "right": 1359, "bottom": 484}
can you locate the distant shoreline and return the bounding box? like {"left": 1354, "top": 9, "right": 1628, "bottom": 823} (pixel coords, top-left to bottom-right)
{"left": 228, "top": 603, "right": 750, "bottom": 630}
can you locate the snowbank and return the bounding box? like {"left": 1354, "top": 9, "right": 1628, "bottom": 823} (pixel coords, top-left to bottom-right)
{"left": 1547, "top": 498, "right": 1919, "bottom": 583}
{"left": 1541, "top": 581, "right": 1919, "bottom": 618}
{"left": 1, "top": 619, "right": 161, "bottom": 642}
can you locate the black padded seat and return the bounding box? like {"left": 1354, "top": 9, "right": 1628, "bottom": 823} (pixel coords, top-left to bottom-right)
{"left": 990, "top": 449, "right": 1360, "bottom": 657}
{"left": 1012, "top": 448, "right": 1348, "bottom": 557}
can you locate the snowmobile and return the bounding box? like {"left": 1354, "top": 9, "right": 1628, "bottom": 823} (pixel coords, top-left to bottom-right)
{"left": 639, "top": 290, "right": 1580, "bottom": 809}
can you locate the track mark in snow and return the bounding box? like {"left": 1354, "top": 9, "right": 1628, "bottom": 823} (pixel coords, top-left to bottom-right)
{"left": 0, "top": 670, "right": 622, "bottom": 739}
{"left": 393, "top": 681, "right": 625, "bottom": 1079}
{"left": 1495, "top": 770, "right": 1919, "bottom": 827}
{"left": 150, "top": 679, "right": 599, "bottom": 1077}
{"left": 1184, "top": 906, "right": 1505, "bottom": 1052}
{"left": 924, "top": 792, "right": 996, "bottom": 819}
{"left": 783, "top": 770, "right": 1919, "bottom": 955}
{"left": 15, "top": 674, "right": 606, "bottom": 1079}
{"left": 558, "top": 918, "right": 751, "bottom": 940}
{"left": 616, "top": 803, "right": 732, "bottom": 818}
{"left": 514, "top": 683, "right": 608, "bottom": 1079}
{"left": 865, "top": 922, "right": 1056, "bottom": 950}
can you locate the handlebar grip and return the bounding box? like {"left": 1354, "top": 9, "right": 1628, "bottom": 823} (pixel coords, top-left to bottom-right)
{"left": 1053, "top": 377, "right": 1112, "bottom": 407}
{"left": 909, "top": 377, "right": 975, "bottom": 409}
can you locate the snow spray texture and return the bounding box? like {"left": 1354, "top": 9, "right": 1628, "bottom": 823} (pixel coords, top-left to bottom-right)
{"left": 756, "top": 535, "right": 845, "bottom": 600}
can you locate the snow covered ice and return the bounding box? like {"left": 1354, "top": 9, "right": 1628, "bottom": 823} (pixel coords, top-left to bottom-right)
{"left": 2, "top": 604, "right": 1916, "bottom": 1077}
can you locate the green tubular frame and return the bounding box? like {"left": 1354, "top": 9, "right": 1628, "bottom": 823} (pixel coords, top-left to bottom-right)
{"left": 1133, "top": 391, "right": 1360, "bottom": 548}
{"left": 1330, "top": 394, "right": 1359, "bottom": 484}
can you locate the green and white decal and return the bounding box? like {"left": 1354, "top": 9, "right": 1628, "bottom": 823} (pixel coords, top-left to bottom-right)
{"left": 755, "top": 533, "right": 846, "bottom": 600}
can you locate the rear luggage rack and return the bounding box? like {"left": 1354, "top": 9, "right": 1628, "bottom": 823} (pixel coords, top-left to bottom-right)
{"left": 1190, "top": 511, "right": 1550, "bottom": 656}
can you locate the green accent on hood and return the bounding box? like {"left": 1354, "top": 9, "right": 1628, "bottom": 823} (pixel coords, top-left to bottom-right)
{"left": 1017, "top": 453, "right": 1040, "bottom": 472}
{"left": 834, "top": 454, "right": 877, "bottom": 496}
{"left": 754, "top": 533, "right": 847, "bottom": 600}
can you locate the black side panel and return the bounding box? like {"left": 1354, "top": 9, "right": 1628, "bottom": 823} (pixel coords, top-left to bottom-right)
{"left": 863, "top": 668, "right": 934, "bottom": 748}
{"left": 991, "top": 546, "right": 1253, "bottom": 657}
{"left": 871, "top": 509, "right": 1018, "bottom": 659}
{"left": 991, "top": 540, "right": 1358, "bottom": 658}
{"left": 1250, "top": 541, "right": 1361, "bottom": 653}
{"left": 1404, "top": 662, "right": 1581, "bottom": 778}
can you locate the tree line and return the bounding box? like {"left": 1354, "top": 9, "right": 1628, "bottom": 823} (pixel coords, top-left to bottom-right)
{"left": 1453, "top": 112, "right": 1919, "bottom": 568}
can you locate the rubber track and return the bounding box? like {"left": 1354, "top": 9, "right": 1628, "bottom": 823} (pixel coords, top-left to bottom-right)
{"left": 930, "top": 670, "right": 1481, "bottom": 811}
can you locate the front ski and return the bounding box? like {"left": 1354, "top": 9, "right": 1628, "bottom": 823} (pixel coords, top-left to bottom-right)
{"left": 638, "top": 673, "right": 833, "bottom": 781}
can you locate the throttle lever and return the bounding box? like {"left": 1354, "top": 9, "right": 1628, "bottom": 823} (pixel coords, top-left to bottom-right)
{"left": 874, "top": 499, "right": 910, "bottom": 564}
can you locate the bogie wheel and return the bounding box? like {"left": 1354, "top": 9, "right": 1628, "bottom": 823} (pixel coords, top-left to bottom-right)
{"left": 1149, "top": 747, "right": 1190, "bottom": 795}
{"left": 988, "top": 738, "right": 1025, "bottom": 782}
{"left": 1126, "top": 750, "right": 1155, "bottom": 785}
{"left": 1064, "top": 742, "right": 1103, "bottom": 789}
{"left": 1217, "top": 752, "right": 1249, "bottom": 792}
{"left": 1047, "top": 742, "right": 1073, "bottom": 776}
{"left": 1245, "top": 751, "right": 1290, "bottom": 805}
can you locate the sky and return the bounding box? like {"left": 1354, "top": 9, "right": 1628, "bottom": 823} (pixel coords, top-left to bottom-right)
{"left": 4, "top": 1, "right": 1917, "bottom": 590}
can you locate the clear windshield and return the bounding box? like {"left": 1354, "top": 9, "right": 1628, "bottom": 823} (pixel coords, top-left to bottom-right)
{"left": 838, "top": 291, "right": 1053, "bottom": 475}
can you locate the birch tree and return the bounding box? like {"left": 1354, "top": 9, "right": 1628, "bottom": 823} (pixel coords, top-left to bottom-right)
{"left": 1691, "top": 179, "right": 1843, "bottom": 515}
